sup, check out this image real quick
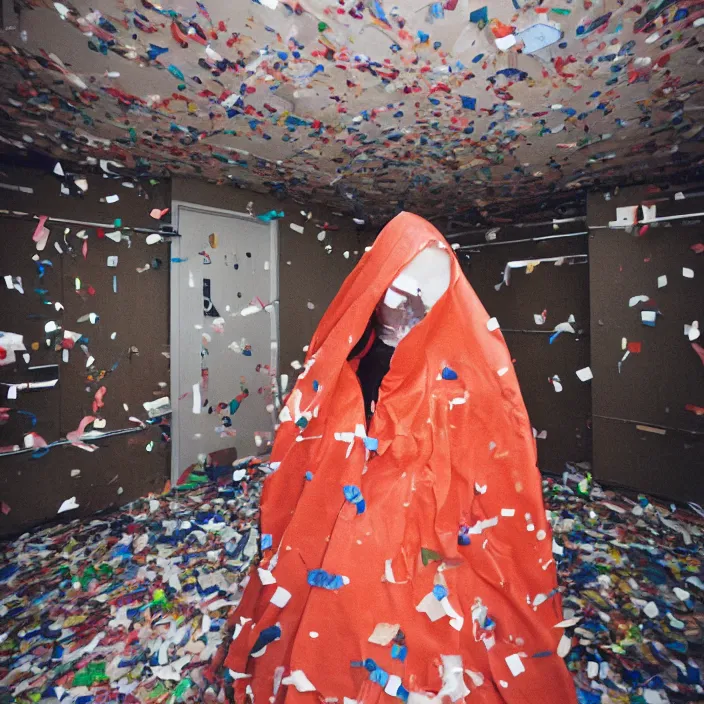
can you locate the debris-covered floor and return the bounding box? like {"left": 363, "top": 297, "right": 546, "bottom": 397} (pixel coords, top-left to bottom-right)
{"left": 1, "top": 467, "right": 703, "bottom": 704}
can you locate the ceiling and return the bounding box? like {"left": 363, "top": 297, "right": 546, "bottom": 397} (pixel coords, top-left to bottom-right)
{"left": 0, "top": 0, "right": 703, "bottom": 219}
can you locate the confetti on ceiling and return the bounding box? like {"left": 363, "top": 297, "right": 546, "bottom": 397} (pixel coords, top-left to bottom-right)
{"left": 0, "top": 0, "right": 702, "bottom": 217}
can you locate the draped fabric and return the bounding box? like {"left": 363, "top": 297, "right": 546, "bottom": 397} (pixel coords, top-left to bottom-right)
{"left": 224, "top": 212, "right": 576, "bottom": 704}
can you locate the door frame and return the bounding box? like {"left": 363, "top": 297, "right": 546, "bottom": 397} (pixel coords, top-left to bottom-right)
{"left": 169, "top": 201, "right": 280, "bottom": 483}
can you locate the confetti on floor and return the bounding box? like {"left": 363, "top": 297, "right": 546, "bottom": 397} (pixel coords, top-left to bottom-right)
{"left": 0, "top": 462, "right": 266, "bottom": 703}
{"left": 1, "top": 466, "right": 702, "bottom": 703}
{"left": 549, "top": 469, "right": 704, "bottom": 704}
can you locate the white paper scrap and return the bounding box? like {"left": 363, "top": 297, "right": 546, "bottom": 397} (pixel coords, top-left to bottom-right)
{"left": 643, "top": 601, "right": 659, "bottom": 618}
{"left": 505, "top": 653, "right": 525, "bottom": 677}
{"left": 641, "top": 204, "right": 657, "bottom": 222}
{"left": 576, "top": 367, "right": 593, "bottom": 382}
{"left": 270, "top": 586, "right": 291, "bottom": 608}
{"left": 282, "top": 671, "right": 316, "bottom": 693}
{"left": 657, "top": 275, "right": 667, "bottom": 288}
{"left": 257, "top": 568, "right": 277, "bottom": 586}
{"left": 192, "top": 383, "right": 201, "bottom": 414}
{"left": 557, "top": 633, "right": 572, "bottom": 657}
{"left": 629, "top": 295, "right": 650, "bottom": 307}
{"left": 610, "top": 206, "right": 638, "bottom": 228}
{"left": 495, "top": 34, "right": 517, "bottom": 51}
{"left": 58, "top": 496, "right": 79, "bottom": 513}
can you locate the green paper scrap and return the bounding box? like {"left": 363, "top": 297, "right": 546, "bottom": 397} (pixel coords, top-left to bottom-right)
{"left": 72, "top": 661, "right": 108, "bottom": 687}
{"left": 147, "top": 682, "right": 169, "bottom": 699}
{"left": 174, "top": 677, "right": 193, "bottom": 700}
{"left": 421, "top": 547, "right": 442, "bottom": 566}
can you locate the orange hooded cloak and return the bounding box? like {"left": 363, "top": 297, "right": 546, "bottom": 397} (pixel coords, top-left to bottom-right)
{"left": 224, "top": 213, "right": 576, "bottom": 704}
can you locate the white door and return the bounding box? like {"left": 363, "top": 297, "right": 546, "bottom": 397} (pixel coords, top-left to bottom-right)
{"left": 170, "top": 202, "right": 278, "bottom": 480}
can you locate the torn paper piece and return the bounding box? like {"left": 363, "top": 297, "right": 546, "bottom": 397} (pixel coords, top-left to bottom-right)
{"left": 629, "top": 295, "right": 650, "bottom": 307}
{"left": 32, "top": 216, "right": 50, "bottom": 251}
{"left": 576, "top": 367, "right": 593, "bottom": 382}
{"left": 192, "top": 383, "right": 201, "bottom": 414}
{"left": 505, "top": 653, "right": 525, "bottom": 677}
{"left": 553, "top": 322, "right": 575, "bottom": 334}
{"left": 143, "top": 396, "right": 171, "bottom": 417}
{"left": 495, "top": 34, "right": 516, "bottom": 51}
{"left": 58, "top": 496, "right": 79, "bottom": 513}
{"left": 0, "top": 332, "right": 26, "bottom": 366}
{"left": 683, "top": 267, "right": 694, "bottom": 279}
{"left": 270, "top": 586, "right": 291, "bottom": 608}
{"left": 368, "top": 622, "right": 400, "bottom": 646}
{"left": 416, "top": 591, "right": 464, "bottom": 631}
{"left": 641, "top": 311, "right": 656, "bottom": 326}
{"left": 685, "top": 322, "right": 700, "bottom": 342}
{"left": 486, "top": 317, "right": 500, "bottom": 332}
{"left": 557, "top": 633, "right": 572, "bottom": 657}
{"left": 257, "top": 568, "right": 276, "bottom": 585}
{"left": 282, "top": 671, "right": 316, "bottom": 693}
{"left": 657, "top": 275, "right": 667, "bottom": 288}
{"left": 609, "top": 206, "right": 638, "bottom": 228}
{"left": 641, "top": 204, "right": 657, "bottom": 222}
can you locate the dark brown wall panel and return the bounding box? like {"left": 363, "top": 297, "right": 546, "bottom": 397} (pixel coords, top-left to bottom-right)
{"left": 462, "top": 234, "right": 591, "bottom": 473}
{"left": 592, "top": 417, "right": 703, "bottom": 502}
{"left": 0, "top": 167, "right": 170, "bottom": 537}
{"left": 588, "top": 187, "right": 704, "bottom": 502}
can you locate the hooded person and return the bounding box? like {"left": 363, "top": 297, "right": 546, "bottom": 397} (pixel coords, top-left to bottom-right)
{"left": 222, "top": 212, "right": 576, "bottom": 704}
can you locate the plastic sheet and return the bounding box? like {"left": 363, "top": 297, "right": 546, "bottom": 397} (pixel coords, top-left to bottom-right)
{"left": 223, "top": 213, "right": 576, "bottom": 702}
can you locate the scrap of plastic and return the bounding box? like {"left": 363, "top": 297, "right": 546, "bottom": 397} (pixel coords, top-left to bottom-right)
{"left": 307, "top": 569, "right": 350, "bottom": 589}
{"left": 343, "top": 485, "right": 366, "bottom": 514}
{"left": 256, "top": 210, "right": 284, "bottom": 222}
{"left": 517, "top": 23, "right": 562, "bottom": 54}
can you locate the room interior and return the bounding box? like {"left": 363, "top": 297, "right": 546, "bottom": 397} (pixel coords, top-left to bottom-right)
{"left": 0, "top": 0, "right": 703, "bottom": 701}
